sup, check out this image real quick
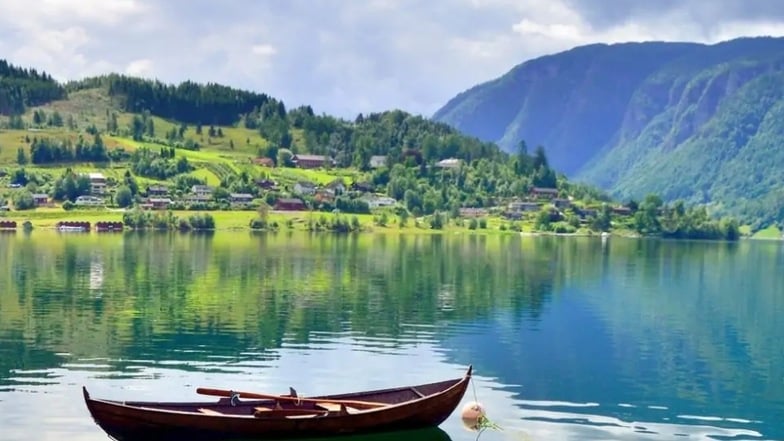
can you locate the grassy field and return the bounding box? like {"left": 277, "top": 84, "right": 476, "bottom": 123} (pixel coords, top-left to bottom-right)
{"left": 0, "top": 88, "right": 369, "bottom": 195}
{"left": 750, "top": 225, "right": 782, "bottom": 240}
{"left": 0, "top": 205, "right": 550, "bottom": 235}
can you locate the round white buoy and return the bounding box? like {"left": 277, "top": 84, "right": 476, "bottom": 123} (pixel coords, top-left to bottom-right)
{"left": 460, "top": 401, "right": 486, "bottom": 431}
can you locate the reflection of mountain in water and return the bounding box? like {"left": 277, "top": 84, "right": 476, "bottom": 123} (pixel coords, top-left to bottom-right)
{"left": 440, "top": 238, "right": 784, "bottom": 440}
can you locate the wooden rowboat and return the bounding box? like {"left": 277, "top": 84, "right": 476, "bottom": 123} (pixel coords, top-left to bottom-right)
{"left": 83, "top": 365, "right": 472, "bottom": 440}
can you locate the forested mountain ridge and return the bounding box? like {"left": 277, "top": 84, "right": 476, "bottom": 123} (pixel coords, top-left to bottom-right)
{"left": 0, "top": 60, "right": 65, "bottom": 115}
{"left": 433, "top": 36, "right": 784, "bottom": 229}
{"left": 68, "top": 75, "right": 278, "bottom": 126}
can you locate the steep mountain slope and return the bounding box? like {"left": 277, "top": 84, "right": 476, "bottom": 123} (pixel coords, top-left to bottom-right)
{"left": 433, "top": 37, "right": 784, "bottom": 227}
{"left": 433, "top": 41, "right": 701, "bottom": 174}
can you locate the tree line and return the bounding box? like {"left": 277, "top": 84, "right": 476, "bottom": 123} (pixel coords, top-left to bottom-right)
{"left": 68, "top": 74, "right": 276, "bottom": 125}
{"left": 0, "top": 59, "right": 66, "bottom": 115}
{"left": 18, "top": 134, "right": 111, "bottom": 164}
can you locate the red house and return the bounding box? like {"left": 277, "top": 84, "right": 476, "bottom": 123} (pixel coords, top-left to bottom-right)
{"left": 275, "top": 198, "right": 306, "bottom": 211}
{"left": 293, "top": 154, "right": 331, "bottom": 169}
{"left": 530, "top": 187, "right": 559, "bottom": 199}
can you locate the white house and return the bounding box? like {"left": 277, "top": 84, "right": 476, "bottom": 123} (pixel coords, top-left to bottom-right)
{"left": 369, "top": 155, "right": 387, "bottom": 169}
{"left": 191, "top": 185, "right": 214, "bottom": 196}
{"left": 435, "top": 158, "right": 461, "bottom": 169}
{"left": 294, "top": 181, "right": 317, "bottom": 196}
{"left": 75, "top": 195, "right": 104, "bottom": 206}
{"left": 230, "top": 193, "right": 254, "bottom": 205}
{"left": 86, "top": 172, "right": 106, "bottom": 194}
{"left": 361, "top": 194, "right": 397, "bottom": 209}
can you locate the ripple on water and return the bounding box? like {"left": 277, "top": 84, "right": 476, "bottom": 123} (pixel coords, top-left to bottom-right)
{"left": 508, "top": 400, "right": 765, "bottom": 441}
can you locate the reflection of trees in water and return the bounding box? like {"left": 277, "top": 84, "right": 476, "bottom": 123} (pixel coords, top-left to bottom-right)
{"left": 15, "top": 233, "right": 772, "bottom": 380}
{"left": 0, "top": 232, "right": 573, "bottom": 374}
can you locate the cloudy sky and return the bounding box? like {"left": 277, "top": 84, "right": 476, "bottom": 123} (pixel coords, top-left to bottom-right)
{"left": 1, "top": 0, "right": 783, "bottom": 119}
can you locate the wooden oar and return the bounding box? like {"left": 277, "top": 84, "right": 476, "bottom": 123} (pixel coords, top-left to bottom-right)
{"left": 196, "top": 387, "right": 386, "bottom": 409}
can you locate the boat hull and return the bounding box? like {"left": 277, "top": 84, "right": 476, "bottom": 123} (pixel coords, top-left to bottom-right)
{"left": 84, "top": 367, "right": 471, "bottom": 440}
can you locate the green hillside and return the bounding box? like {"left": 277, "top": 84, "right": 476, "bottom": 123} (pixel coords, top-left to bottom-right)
{"left": 0, "top": 63, "right": 739, "bottom": 239}
{"left": 433, "top": 37, "right": 784, "bottom": 229}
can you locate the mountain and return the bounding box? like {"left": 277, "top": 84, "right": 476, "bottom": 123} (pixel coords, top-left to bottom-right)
{"left": 433, "top": 37, "right": 784, "bottom": 228}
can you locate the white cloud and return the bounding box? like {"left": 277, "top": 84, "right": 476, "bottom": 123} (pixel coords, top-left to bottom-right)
{"left": 0, "top": 0, "right": 149, "bottom": 28}
{"left": 0, "top": 0, "right": 783, "bottom": 118}
{"left": 125, "top": 59, "right": 154, "bottom": 77}
{"left": 251, "top": 44, "right": 277, "bottom": 57}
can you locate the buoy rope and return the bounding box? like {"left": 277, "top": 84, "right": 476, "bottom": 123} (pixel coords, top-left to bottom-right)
{"left": 468, "top": 372, "right": 501, "bottom": 441}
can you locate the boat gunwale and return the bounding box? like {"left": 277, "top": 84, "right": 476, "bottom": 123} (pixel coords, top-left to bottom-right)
{"left": 83, "top": 365, "right": 472, "bottom": 419}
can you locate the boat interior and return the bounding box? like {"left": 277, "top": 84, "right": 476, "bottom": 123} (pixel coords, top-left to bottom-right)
{"left": 116, "top": 378, "right": 463, "bottom": 419}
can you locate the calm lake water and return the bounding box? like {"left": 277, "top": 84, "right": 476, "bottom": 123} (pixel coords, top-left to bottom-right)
{"left": 0, "top": 231, "right": 782, "bottom": 441}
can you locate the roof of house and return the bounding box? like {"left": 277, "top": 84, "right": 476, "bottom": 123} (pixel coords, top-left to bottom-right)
{"left": 276, "top": 198, "right": 305, "bottom": 204}
{"left": 532, "top": 187, "right": 559, "bottom": 193}
{"left": 296, "top": 181, "right": 317, "bottom": 187}
{"left": 436, "top": 158, "right": 461, "bottom": 167}
{"left": 369, "top": 155, "right": 387, "bottom": 165}
{"left": 294, "top": 154, "right": 328, "bottom": 161}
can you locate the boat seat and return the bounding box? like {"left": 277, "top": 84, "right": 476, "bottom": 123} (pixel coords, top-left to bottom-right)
{"left": 198, "top": 408, "right": 223, "bottom": 415}
{"left": 410, "top": 387, "right": 425, "bottom": 398}
{"left": 285, "top": 413, "right": 322, "bottom": 419}
{"left": 254, "top": 407, "right": 328, "bottom": 418}
{"left": 316, "top": 402, "right": 360, "bottom": 414}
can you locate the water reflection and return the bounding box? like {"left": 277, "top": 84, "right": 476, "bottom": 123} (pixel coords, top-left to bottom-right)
{"left": 0, "top": 232, "right": 782, "bottom": 440}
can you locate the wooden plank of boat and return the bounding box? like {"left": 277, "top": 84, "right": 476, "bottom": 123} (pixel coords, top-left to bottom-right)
{"left": 82, "top": 365, "right": 473, "bottom": 440}
{"left": 196, "top": 387, "right": 386, "bottom": 410}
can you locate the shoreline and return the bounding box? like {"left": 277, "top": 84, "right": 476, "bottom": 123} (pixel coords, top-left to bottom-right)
{"left": 0, "top": 208, "right": 774, "bottom": 241}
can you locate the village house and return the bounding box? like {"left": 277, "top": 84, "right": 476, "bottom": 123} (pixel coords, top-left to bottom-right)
{"left": 578, "top": 207, "right": 598, "bottom": 219}
{"left": 230, "top": 193, "right": 254, "bottom": 205}
{"left": 185, "top": 194, "right": 212, "bottom": 204}
{"left": 508, "top": 201, "right": 542, "bottom": 213}
{"left": 369, "top": 155, "right": 387, "bottom": 169}
{"left": 293, "top": 154, "right": 331, "bottom": 169}
{"left": 553, "top": 198, "right": 571, "bottom": 209}
{"left": 275, "top": 198, "right": 306, "bottom": 211}
{"left": 611, "top": 206, "right": 633, "bottom": 216}
{"left": 350, "top": 181, "right": 374, "bottom": 193}
{"left": 530, "top": 187, "right": 559, "bottom": 199}
{"left": 314, "top": 190, "right": 335, "bottom": 204}
{"left": 191, "top": 185, "right": 214, "bottom": 196}
{"left": 294, "top": 181, "right": 317, "bottom": 196}
{"left": 459, "top": 207, "right": 488, "bottom": 218}
{"left": 75, "top": 195, "right": 104, "bottom": 206}
{"left": 86, "top": 172, "right": 106, "bottom": 194}
{"left": 435, "top": 158, "right": 461, "bottom": 169}
{"left": 253, "top": 157, "right": 275, "bottom": 167}
{"left": 146, "top": 185, "right": 169, "bottom": 197}
{"left": 145, "top": 198, "right": 172, "bottom": 210}
{"left": 361, "top": 194, "right": 397, "bottom": 209}
{"left": 32, "top": 193, "right": 49, "bottom": 206}
{"left": 324, "top": 178, "right": 346, "bottom": 196}
{"left": 255, "top": 179, "right": 277, "bottom": 190}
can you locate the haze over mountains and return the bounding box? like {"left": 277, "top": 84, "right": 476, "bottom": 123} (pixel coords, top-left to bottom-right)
{"left": 434, "top": 36, "right": 784, "bottom": 227}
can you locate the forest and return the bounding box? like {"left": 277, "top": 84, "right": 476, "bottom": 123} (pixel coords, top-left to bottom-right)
{"left": 0, "top": 60, "right": 66, "bottom": 115}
